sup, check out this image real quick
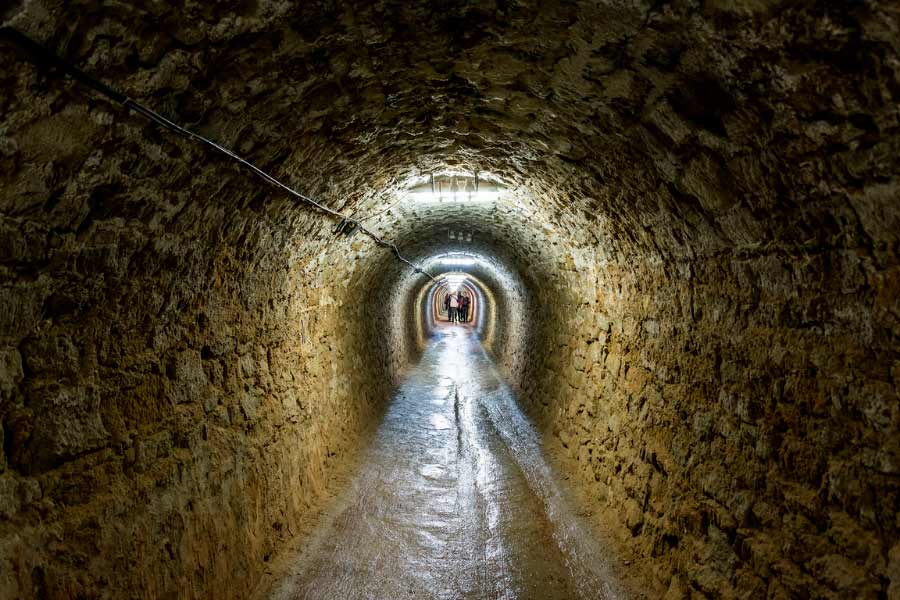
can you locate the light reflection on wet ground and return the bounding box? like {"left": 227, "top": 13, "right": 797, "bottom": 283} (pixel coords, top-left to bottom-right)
{"left": 270, "top": 327, "right": 623, "bottom": 600}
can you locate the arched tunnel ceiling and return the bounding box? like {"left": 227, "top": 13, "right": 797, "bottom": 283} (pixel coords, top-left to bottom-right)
{"left": 361, "top": 198, "right": 566, "bottom": 282}
{"left": 7, "top": 0, "right": 897, "bottom": 266}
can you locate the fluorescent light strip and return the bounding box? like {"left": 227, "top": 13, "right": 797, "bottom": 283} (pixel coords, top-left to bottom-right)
{"left": 408, "top": 191, "right": 502, "bottom": 203}
{"left": 439, "top": 257, "right": 476, "bottom": 266}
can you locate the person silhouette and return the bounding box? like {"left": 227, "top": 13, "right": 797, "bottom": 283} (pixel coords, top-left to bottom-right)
{"left": 448, "top": 291, "right": 459, "bottom": 322}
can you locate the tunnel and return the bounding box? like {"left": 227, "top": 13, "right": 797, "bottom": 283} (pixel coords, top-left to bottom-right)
{"left": 1, "top": 1, "right": 899, "bottom": 598}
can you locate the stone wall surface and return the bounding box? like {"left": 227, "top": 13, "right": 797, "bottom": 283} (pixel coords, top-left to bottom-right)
{"left": 0, "top": 176, "right": 400, "bottom": 599}
{"left": 514, "top": 243, "right": 900, "bottom": 599}
{"left": 0, "top": 0, "right": 898, "bottom": 598}
{"left": 0, "top": 15, "right": 405, "bottom": 593}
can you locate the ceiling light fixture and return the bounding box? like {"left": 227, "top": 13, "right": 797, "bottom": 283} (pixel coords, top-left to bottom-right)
{"left": 440, "top": 257, "right": 475, "bottom": 266}
{"left": 408, "top": 173, "right": 505, "bottom": 203}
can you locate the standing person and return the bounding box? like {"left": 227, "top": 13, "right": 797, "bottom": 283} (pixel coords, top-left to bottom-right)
{"left": 460, "top": 293, "right": 470, "bottom": 322}
{"left": 443, "top": 291, "right": 451, "bottom": 321}
{"left": 448, "top": 292, "right": 459, "bottom": 323}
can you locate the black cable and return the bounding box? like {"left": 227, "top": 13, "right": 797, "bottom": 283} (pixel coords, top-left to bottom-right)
{"left": 0, "top": 27, "right": 128, "bottom": 104}
{"left": 0, "top": 26, "right": 437, "bottom": 282}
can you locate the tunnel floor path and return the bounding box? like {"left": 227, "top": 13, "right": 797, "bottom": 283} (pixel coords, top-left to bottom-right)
{"left": 266, "top": 326, "right": 623, "bottom": 600}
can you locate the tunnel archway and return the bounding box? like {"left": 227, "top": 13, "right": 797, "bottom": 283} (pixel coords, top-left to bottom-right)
{"left": 1, "top": 2, "right": 898, "bottom": 599}
{"left": 430, "top": 280, "right": 479, "bottom": 325}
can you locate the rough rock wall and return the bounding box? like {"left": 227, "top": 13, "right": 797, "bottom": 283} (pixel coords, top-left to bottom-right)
{"left": 0, "top": 180, "right": 396, "bottom": 600}
{"left": 500, "top": 1, "right": 900, "bottom": 596}
{"left": 518, "top": 238, "right": 900, "bottom": 598}
{"left": 0, "top": 39, "right": 404, "bottom": 600}
{"left": 510, "top": 52, "right": 900, "bottom": 597}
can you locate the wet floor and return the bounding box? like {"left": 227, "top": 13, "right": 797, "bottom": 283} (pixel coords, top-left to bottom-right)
{"left": 269, "top": 326, "right": 623, "bottom": 600}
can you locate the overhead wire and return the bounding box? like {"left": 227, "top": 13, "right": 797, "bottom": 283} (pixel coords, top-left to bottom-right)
{"left": 0, "top": 26, "right": 438, "bottom": 282}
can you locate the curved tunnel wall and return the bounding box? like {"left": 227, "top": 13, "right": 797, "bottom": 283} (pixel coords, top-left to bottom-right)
{"left": 413, "top": 260, "right": 532, "bottom": 373}
{"left": 0, "top": 1, "right": 898, "bottom": 599}
{"left": 378, "top": 247, "right": 537, "bottom": 390}
{"left": 421, "top": 273, "right": 496, "bottom": 344}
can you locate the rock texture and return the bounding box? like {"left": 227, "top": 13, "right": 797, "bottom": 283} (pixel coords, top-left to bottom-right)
{"left": 1, "top": 0, "right": 898, "bottom": 598}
